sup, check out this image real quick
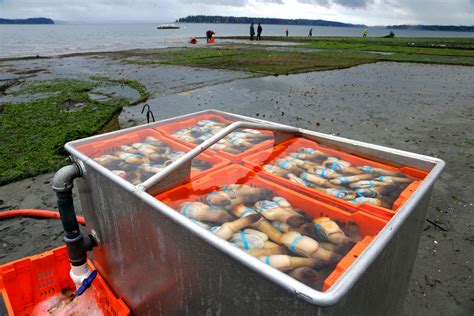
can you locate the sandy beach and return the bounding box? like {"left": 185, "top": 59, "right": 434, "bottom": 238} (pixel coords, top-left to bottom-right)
{"left": 0, "top": 51, "right": 473, "bottom": 315}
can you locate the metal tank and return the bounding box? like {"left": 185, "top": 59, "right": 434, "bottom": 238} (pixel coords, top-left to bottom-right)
{"left": 65, "top": 110, "right": 445, "bottom": 315}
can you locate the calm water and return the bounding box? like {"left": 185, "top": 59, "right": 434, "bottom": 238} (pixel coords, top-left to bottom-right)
{"left": 1, "top": 22, "right": 473, "bottom": 58}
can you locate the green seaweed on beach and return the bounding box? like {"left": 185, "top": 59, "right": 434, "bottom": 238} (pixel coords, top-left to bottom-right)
{"left": 220, "top": 36, "right": 474, "bottom": 66}
{"left": 0, "top": 78, "right": 148, "bottom": 185}
{"left": 126, "top": 48, "right": 379, "bottom": 75}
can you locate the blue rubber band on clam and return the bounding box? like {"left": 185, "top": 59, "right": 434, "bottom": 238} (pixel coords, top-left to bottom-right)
{"left": 240, "top": 208, "right": 255, "bottom": 217}
{"left": 241, "top": 231, "right": 250, "bottom": 250}
{"left": 263, "top": 165, "right": 275, "bottom": 171}
{"left": 261, "top": 201, "right": 278, "bottom": 210}
{"left": 278, "top": 160, "right": 290, "bottom": 169}
{"left": 321, "top": 168, "right": 327, "bottom": 177}
{"left": 180, "top": 203, "right": 191, "bottom": 217}
{"left": 264, "top": 256, "right": 270, "bottom": 265}
{"left": 362, "top": 166, "right": 373, "bottom": 173}
{"left": 337, "top": 177, "right": 348, "bottom": 183}
{"left": 205, "top": 191, "right": 218, "bottom": 204}
{"left": 336, "top": 190, "right": 347, "bottom": 198}
{"left": 273, "top": 221, "right": 283, "bottom": 232}
{"left": 290, "top": 234, "right": 303, "bottom": 253}
{"left": 301, "top": 147, "right": 315, "bottom": 154}
{"left": 314, "top": 223, "right": 325, "bottom": 240}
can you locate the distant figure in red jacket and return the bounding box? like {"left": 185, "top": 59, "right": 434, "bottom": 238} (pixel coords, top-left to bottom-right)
{"left": 206, "top": 30, "right": 215, "bottom": 43}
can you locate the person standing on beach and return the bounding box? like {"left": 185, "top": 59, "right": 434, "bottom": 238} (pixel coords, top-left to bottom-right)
{"left": 250, "top": 23, "right": 255, "bottom": 41}
{"left": 308, "top": 28, "right": 313, "bottom": 37}
{"left": 285, "top": 27, "right": 289, "bottom": 37}
{"left": 257, "top": 23, "right": 263, "bottom": 41}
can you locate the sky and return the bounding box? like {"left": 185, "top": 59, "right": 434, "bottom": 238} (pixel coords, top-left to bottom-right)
{"left": 0, "top": 0, "right": 473, "bottom": 25}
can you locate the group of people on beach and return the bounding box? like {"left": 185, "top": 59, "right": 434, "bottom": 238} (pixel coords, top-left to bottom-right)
{"left": 249, "top": 23, "right": 313, "bottom": 40}
{"left": 249, "top": 23, "right": 263, "bottom": 41}
{"left": 200, "top": 24, "right": 391, "bottom": 44}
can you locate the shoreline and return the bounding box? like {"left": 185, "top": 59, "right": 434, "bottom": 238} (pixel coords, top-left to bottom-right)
{"left": 2, "top": 34, "right": 474, "bottom": 62}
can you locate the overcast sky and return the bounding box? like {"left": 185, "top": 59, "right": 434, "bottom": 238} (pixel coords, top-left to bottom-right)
{"left": 0, "top": 0, "right": 473, "bottom": 25}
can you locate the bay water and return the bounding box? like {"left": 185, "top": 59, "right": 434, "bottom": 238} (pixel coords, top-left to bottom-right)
{"left": 1, "top": 22, "right": 473, "bottom": 58}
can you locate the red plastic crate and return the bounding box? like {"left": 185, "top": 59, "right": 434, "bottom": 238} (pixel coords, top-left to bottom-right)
{"left": 155, "top": 164, "right": 387, "bottom": 290}
{"left": 74, "top": 128, "right": 230, "bottom": 181}
{"left": 242, "top": 137, "right": 428, "bottom": 220}
{"left": 154, "top": 113, "right": 275, "bottom": 162}
{"left": 0, "top": 246, "right": 129, "bottom": 315}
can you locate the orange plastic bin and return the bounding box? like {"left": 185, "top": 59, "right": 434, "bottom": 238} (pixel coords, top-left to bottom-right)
{"left": 243, "top": 137, "right": 428, "bottom": 220}
{"left": 75, "top": 128, "right": 230, "bottom": 183}
{"left": 154, "top": 113, "right": 275, "bottom": 162}
{"left": 0, "top": 246, "right": 129, "bottom": 315}
{"left": 156, "top": 164, "right": 388, "bottom": 291}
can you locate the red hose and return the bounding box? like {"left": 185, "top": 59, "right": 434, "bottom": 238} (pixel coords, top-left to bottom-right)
{"left": 0, "top": 209, "right": 86, "bottom": 225}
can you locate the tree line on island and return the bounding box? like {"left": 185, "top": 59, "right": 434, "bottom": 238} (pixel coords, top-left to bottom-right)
{"left": 387, "top": 24, "right": 474, "bottom": 32}
{"left": 177, "top": 15, "right": 365, "bottom": 28}
{"left": 0, "top": 17, "right": 54, "bottom": 24}
{"left": 178, "top": 16, "right": 474, "bottom": 32}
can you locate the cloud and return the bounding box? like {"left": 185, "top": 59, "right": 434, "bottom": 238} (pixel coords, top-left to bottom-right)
{"left": 179, "top": 0, "right": 283, "bottom": 7}
{"left": 0, "top": 0, "right": 472, "bottom": 24}
{"left": 298, "top": 0, "right": 374, "bottom": 9}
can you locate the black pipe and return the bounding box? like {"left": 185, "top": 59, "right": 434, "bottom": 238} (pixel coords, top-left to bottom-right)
{"left": 52, "top": 163, "right": 95, "bottom": 266}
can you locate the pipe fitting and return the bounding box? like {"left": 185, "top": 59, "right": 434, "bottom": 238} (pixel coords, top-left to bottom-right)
{"left": 53, "top": 162, "right": 95, "bottom": 268}
{"left": 52, "top": 163, "right": 83, "bottom": 193}
{"left": 70, "top": 263, "right": 92, "bottom": 288}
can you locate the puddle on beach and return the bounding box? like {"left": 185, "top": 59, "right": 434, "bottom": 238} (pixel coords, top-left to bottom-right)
{"left": 1, "top": 81, "right": 141, "bottom": 106}
{"left": 6, "top": 91, "right": 60, "bottom": 104}
{"left": 88, "top": 84, "right": 140, "bottom": 103}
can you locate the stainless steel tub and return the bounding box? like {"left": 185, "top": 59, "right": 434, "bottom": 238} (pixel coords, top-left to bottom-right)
{"left": 66, "top": 110, "right": 444, "bottom": 315}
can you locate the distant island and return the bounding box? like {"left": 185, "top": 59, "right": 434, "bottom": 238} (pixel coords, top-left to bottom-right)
{"left": 0, "top": 17, "right": 54, "bottom": 24}
{"left": 177, "top": 15, "right": 365, "bottom": 28}
{"left": 387, "top": 24, "right": 474, "bottom": 32}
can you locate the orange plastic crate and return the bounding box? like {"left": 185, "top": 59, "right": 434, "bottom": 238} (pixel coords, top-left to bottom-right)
{"left": 0, "top": 246, "right": 129, "bottom": 315}
{"left": 242, "top": 137, "right": 428, "bottom": 220}
{"left": 154, "top": 113, "right": 275, "bottom": 162}
{"left": 155, "top": 164, "right": 387, "bottom": 291}
{"left": 75, "top": 128, "right": 230, "bottom": 181}
{"left": 322, "top": 236, "right": 373, "bottom": 291}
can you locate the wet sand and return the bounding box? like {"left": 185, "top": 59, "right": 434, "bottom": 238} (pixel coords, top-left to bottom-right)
{"left": 0, "top": 53, "right": 473, "bottom": 315}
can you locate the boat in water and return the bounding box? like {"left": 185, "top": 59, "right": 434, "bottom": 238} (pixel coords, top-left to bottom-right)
{"left": 157, "top": 24, "right": 180, "bottom": 29}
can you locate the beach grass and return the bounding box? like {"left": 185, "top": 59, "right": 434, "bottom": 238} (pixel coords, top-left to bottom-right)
{"left": 0, "top": 78, "right": 149, "bottom": 185}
